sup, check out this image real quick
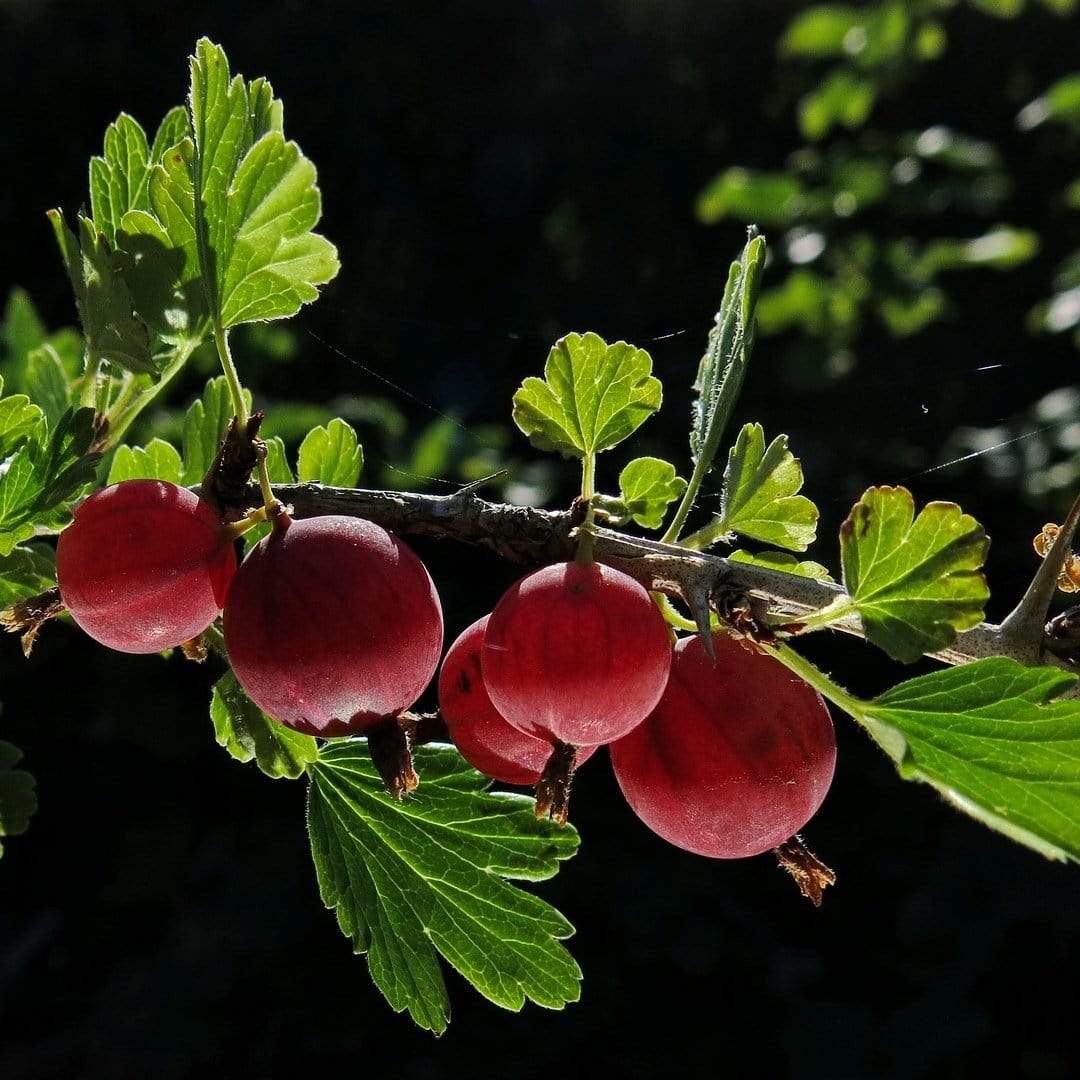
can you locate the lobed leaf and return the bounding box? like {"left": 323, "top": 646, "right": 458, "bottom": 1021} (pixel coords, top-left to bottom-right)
{"left": 122, "top": 39, "right": 338, "bottom": 335}
{"left": 0, "top": 407, "right": 100, "bottom": 556}
{"left": 0, "top": 740, "right": 37, "bottom": 860}
{"left": 0, "top": 542, "right": 57, "bottom": 610}
{"left": 729, "top": 548, "right": 834, "bottom": 582}
{"left": 512, "top": 332, "right": 660, "bottom": 459}
{"left": 710, "top": 423, "right": 818, "bottom": 551}
{"left": 48, "top": 212, "right": 157, "bottom": 376}
{"left": 298, "top": 418, "right": 363, "bottom": 487}
{"left": 0, "top": 376, "right": 44, "bottom": 459}
{"left": 89, "top": 113, "right": 152, "bottom": 247}
{"left": 840, "top": 486, "right": 989, "bottom": 662}
{"left": 181, "top": 375, "right": 251, "bottom": 485}
{"left": 211, "top": 672, "right": 317, "bottom": 780}
{"left": 307, "top": 740, "right": 581, "bottom": 1033}
{"left": 857, "top": 658, "right": 1080, "bottom": 862}
{"left": 107, "top": 438, "right": 184, "bottom": 484}
{"left": 616, "top": 457, "right": 686, "bottom": 529}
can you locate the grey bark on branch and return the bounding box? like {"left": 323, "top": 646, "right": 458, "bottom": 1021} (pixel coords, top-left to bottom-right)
{"left": 248, "top": 482, "right": 1073, "bottom": 671}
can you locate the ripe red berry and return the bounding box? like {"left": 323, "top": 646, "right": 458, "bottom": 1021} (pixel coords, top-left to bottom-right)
{"left": 482, "top": 561, "right": 672, "bottom": 748}
{"left": 439, "top": 616, "right": 596, "bottom": 785}
{"left": 610, "top": 632, "right": 836, "bottom": 858}
{"left": 223, "top": 514, "right": 443, "bottom": 737}
{"left": 56, "top": 479, "right": 236, "bottom": 654}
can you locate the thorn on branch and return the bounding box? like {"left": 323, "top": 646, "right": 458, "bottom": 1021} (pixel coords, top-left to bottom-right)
{"left": 0, "top": 588, "right": 65, "bottom": 657}
{"left": 773, "top": 834, "right": 836, "bottom": 907}
{"left": 1000, "top": 491, "right": 1080, "bottom": 657}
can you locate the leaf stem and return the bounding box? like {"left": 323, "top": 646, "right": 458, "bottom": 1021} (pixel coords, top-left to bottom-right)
{"left": 105, "top": 339, "right": 198, "bottom": 448}
{"left": 764, "top": 641, "right": 866, "bottom": 719}
{"left": 213, "top": 324, "right": 249, "bottom": 425}
{"left": 661, "top": 441, "right": 713, "bottom": 544}
{"left": 770, "top": 595, "right": 857, "bottom": 634}
{"left": 575, "top": 453, "right": 597, "bottom": 564}
{"left": 213, "top": 324, "right": 279, "bottom": 517}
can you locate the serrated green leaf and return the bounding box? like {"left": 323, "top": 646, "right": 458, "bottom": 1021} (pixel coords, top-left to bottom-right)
{"left": 24, "top": 345, "right": 73, "bottom": 428}
{"left": 688, "top": 423, "right": 818, "bottom": 552}
{"left": 2, "top": 288, "right": 47, "bottom": 385}
{"left": 308, "top": 740, "right": 581, "bottom": 1033}
{"left": 0, "top": 376, "right": 44, "bottom": 459}
{"left": 122, "top": 39, "right": 338, "bottom": 335}
{"left": 729, "top": 548, "right": 834, "bottom": 582}
{"left": 211, "top": 671, "right": 317, "bottom": 780}
{"left": 181, "top": 375, "right": 252, "bottom": 485}
{"left": 689, "top": 235, "right": 766, "bottom": 477}
{"left": 717, "top": 424, "right": 818, "bottom": 550}
{"left": 0, "top": 542, "right": 57, "bottom": 610}
{"left": 840, "top": 486, "right": 989, "bottom": 663}
{"left": 512, "top": 332, "right": 660, "bottom": 460}
{"left": 89, "top": 113, "right": 152, "bottom": 247}
{"left": 0, "top": 407, "right": 101, "bottom": 555}
{"left": 298, "top": 418, "right": 363, "bottom": 487}
{"left": 856, "top": 658, "right": 1080, "bottom": 862}
{"left": 48, "top": 211, "right": 157, "bottom": 376}
{"left": 107, "top": 438, "right": 184, "bottom": 484}
{"left": 779, "top": 6, "right": 860, "bottom": 58}
{"left": 150, "top": 105, "right": 189, "bottom": 164}
{"left": 0, "top": 740, "right": 37, "bottom": 859}
{"left": 616, "top": 457, "right": 686, "bottom": 529}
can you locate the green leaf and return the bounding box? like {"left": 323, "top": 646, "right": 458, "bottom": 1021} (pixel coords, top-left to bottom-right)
{"left": 308, "top": 740, "right": 581, "bottom": 1033}
{"left": 729, "top": 548, "right": 834, "bottom": 583}
{"left": 707, "top": 424, "right": 819, "bottom": 551}
{"left": 0, "top": 542, "right": 57, "bottom": 610}
{"left": 0, "top": 740, "right": 37, "bottom": 859}
{"left": 23, "top": 345, "right": 74, "bottom": 428}
{"left": 512, "top": 332, "right": 660, "bottom": 460}
{"left": 298, "top": 418, "right": 363, "bottom": 487}
{"left": 799, "top": 69, "right": 878, "bottom": 142}
{"left": 695, "top": 169, "right": 805, "bottom": 227}
{"left": 181, "top": 375, "right": 251, "bottom": 485}
{"left": 89, "top": 113, "right": 152, "bottom": 246}
{"left": 616, "top": 457, "right": 686, "bottom": 529}
{"left": 48, "top": 211, "right": 157, "bottom": 376}
{"left": 780, "top": 6, "right": 860, "bottom": 58}
{"left": 689, "top": 235, "right": 766, "bottom": 476}
{"left": 840, "top": 486, "right": 989, "bottom": 663}
{"left": 857, "top": 658, "right": 1080, "bottom": 862}
{"left": 107, "top": 438, "right": 184, "bottom": 484}
{"left": 211, "top": 671, "right": 318, "bottom": 780}
{"left": 0, "top": 407, "right": 101, "bottom": 556}
{"left": 122, "top": 39, "right": 338, "bottom": 333}
{"left": 2, "top": 288, "right": 47, "bottom": 382}
{"left": 150, "top": 106, "right": 189, "bottom": 164}
{"left": 0, "top": 376, "right": 44, "bottom": 459}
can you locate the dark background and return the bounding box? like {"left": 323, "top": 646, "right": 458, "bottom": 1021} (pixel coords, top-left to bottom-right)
{"left": 2, "top": 1, "right": 1079, "bottom": 1077}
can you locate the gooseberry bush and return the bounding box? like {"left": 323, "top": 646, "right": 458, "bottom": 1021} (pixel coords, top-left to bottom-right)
{"left": 2, "top": 39, "right": 1080, "bottom": 1034}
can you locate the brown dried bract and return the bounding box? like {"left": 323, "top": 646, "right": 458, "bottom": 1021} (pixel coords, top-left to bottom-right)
{"left": 534, "top": 741, "right": 578, "bottom": 826}
{"left": 0, "top": 587, "right": 65, "bottom": 657}
{"left": 1032, "top": 522, "right": 1080, "bottom": 593}
{"left": 180, "top": 635, "right": 209, "bottom": 663}
{"left": 367, "top": 714, "right": 421, "bottom": 800}
{"left": 773, "top": 835, "right": 836, "bottom": 907}
{"left": 203, "top": 413, "right": 265, "bottom": 514}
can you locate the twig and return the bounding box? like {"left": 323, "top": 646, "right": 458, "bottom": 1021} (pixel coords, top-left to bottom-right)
{"left": 224, "top": 482, "right": 1066, "bottom": 671}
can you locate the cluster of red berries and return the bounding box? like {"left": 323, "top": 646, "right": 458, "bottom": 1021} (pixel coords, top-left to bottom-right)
{"left": 57, "top": 479, "right": 836, "bottom": 858}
